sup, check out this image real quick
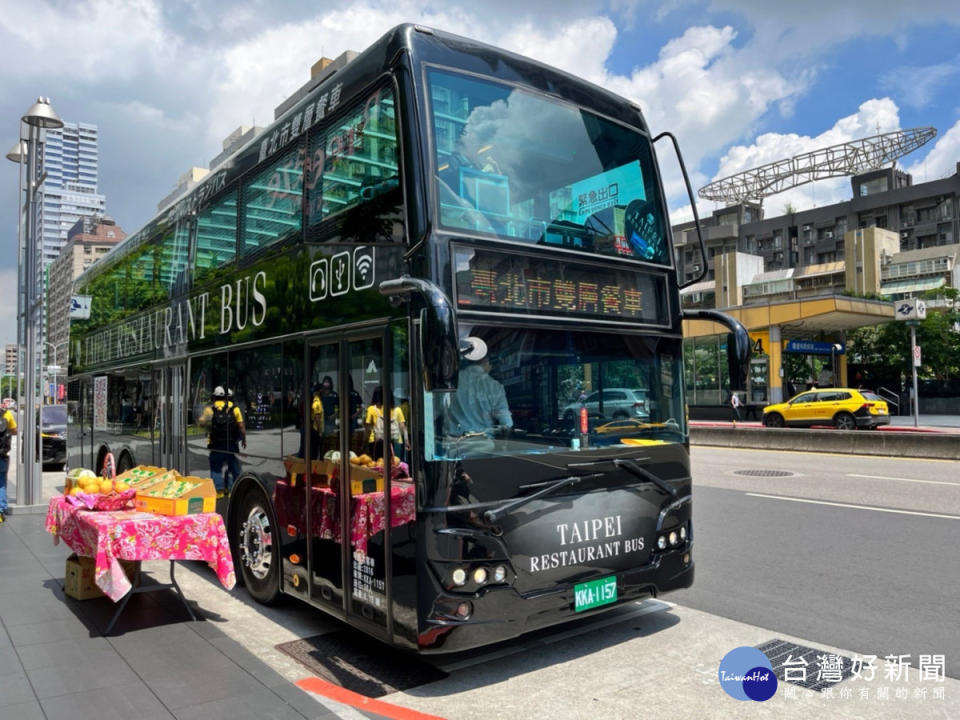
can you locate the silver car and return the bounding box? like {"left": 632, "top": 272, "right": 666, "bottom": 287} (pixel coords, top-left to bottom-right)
{"left": 561, "top": 388, "right": 651, "bottom": 422}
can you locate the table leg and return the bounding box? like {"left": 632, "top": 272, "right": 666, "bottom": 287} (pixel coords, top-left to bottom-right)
{"left": 102, "top": 561, "right": 200, "bottom": 635}
{"left": 103, "top": 564, "right": 141, "bottom": 636}
{"left": 168, "top": 561, "right": 197, "bottom": 622}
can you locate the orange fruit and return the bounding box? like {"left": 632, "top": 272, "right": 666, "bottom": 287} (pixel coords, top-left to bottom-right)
{"left": 115, "top": 481, "right": 129, "bottom": 492}
{"left": 69, "top": 487, "right": 82, "bottom": 496}
{"left": 99, "top": 481, "right": 114, "bottom": 494}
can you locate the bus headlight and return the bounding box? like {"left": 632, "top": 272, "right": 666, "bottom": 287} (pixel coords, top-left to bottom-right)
{"left": 679, "top": 525, "right": 687, "bottom": 541}
{"left": 451, "top": 568, "right": 467, "bottom": 586}
{"left": 493, "top": 565, "right": 507, "bottom": 583}
{"left": 657, "top": 535, "right": 667, "bottom": 550}
{"left": 668, "top": 531, "right": 679, "bottom": 546}
{"left": 473, "top": 567, "right": 488, "bottom": 585}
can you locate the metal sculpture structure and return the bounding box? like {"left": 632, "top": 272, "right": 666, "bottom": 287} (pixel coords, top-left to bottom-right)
{"left": 699, "top": 127, "right": 937, "bottom": 204}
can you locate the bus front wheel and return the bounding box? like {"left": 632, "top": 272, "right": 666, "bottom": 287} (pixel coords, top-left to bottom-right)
{"left": 237, "top": 488, "right": 280, "bottom": 605}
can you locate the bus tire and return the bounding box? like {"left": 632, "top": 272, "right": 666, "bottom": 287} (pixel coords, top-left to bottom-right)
{"left": 117, "top": 451, "right": 134, "bottom": 475}
{"left": 236, "top": 487, "right": 281, "bottom": 605}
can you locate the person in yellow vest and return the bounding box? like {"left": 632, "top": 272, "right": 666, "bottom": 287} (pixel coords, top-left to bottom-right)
{"left": 364, "top": 386, "right": 408, "bottom": 462}
{"left": 198, "top": 386, "right": 246, "bottom": 497}
{"left": 0, "top": 404, "right": 18, "bottom": 522}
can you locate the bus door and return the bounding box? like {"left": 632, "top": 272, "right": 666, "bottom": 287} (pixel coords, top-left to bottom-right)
{"left": 306, "top": 334, "right": 392, "bottom": 636}
{"left": 153, "top": 363, "right": 188, "bottom": 472}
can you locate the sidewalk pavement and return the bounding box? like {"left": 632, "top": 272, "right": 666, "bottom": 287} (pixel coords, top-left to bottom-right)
{"left": 0, "top": 510, "right": 339, "bottom": 720}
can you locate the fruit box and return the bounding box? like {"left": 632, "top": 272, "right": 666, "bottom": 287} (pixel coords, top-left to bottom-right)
{"left": 115, "top": 465, "right": 176, "bottom": 491}
{"left": 64, "top": 553, "right": 140, "bottom": 601}
{"left": 135, "top": 476, "right": 216, "bottom": 516}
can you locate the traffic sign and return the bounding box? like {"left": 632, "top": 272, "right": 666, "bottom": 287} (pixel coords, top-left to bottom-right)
{"left": 913, "top": 345, "right": 922, "bottom": 367}
{"left": 895, "top": 298, "right": 926, "bottom": 321}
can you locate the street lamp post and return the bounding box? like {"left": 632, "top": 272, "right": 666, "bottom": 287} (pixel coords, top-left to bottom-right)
{"left": 6, "top": 137, "right": 27, "bottom": 490}
{"left": 7, "top": 97, "right": 63, "bottom": 508}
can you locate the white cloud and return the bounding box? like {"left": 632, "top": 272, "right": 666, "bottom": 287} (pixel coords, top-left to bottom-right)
{"left": 0, "top": 0, "right": 177, "bottom": 82}
{"left": 881, "top": 58, "right": 960, "bottom": 109}
{"left": 906, "top": 119, "right": 960, "bottom": 181}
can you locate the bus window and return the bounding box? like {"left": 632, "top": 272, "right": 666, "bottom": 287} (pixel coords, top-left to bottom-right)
{"left": 194, "top": 190, "right": 238, "bottom": 283}
{"left": 428, "top": 68, "right": 669, "bottom": 264}
{"left": 427, "top": 326, "right": 685, "bottom": 460}
{"left": 307, "top": 85, "right": 403, "bottom": 243}
{"left": 242, "top": 147, "right": 303, "bottom": 256}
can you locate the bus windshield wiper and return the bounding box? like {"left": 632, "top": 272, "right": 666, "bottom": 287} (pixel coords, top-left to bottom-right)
{"left": 483, "top": 475, "right": 582, "bottom": 524}
{"left": 613, "top": 458, "right": 678, "bottom": 498}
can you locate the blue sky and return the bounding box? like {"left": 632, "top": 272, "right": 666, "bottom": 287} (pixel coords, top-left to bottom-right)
{"left": 1, "top": 0, "right": 959, "bottom": 346}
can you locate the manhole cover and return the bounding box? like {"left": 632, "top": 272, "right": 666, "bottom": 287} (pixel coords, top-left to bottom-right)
{"left": 733, "top": 469, "right": 795, "bottom": 477}
{"left": 276, "top": 631, "right": 448, "bottom": 697}
{"left": 757, "top": 638, "right": 854, "bottom": 691}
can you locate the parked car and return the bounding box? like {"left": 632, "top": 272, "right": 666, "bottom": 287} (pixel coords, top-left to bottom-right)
{"left": 762, "top": 389, "right": 890, "bottom": 430}
{"left": 561, "top": 388, "right": 651, "bottom": 422}
{"left": 40, "top": 403, "right": 67, "bottom": 467}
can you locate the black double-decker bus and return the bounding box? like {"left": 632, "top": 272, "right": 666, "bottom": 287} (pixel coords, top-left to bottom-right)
{"left": 67, "top": 25, "right": 747, "bottom": 651}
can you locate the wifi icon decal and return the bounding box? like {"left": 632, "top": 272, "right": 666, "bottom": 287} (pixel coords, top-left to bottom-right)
{"left": 353, "top": 247, "right": 374, "bottom": 290}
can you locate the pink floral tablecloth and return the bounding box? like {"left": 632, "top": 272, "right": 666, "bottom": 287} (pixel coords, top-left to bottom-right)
{"left": 273, "top": 480, "right": 415, "bottom": 555}
{"left": 316, "top": 483, "right": 416, "bottom": 555}
{"left": 45, "top": 496, "right": 236, "bottom": 602}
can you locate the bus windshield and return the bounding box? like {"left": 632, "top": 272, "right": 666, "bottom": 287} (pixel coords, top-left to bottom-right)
{"left": 425, "top": 326, "right": 686, "bottom": 460}
{"left": 428, "top": 68, "right": 670, "bottom": 264}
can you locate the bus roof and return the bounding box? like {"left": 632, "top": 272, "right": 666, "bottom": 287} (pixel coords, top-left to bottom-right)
{"left": 77, "top": 24, "right": 650, "bottom": 289}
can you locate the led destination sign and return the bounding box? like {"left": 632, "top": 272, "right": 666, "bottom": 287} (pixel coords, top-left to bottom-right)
{"left": 454, "top": 247, "right": 666, "bottom": 323}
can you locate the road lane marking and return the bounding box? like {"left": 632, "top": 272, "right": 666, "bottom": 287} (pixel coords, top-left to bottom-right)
{"left": 848, "top": 473, "right": 960, "bottom": 487}
{"left": 745, "top": 492, "right": 960, "bottom": 520}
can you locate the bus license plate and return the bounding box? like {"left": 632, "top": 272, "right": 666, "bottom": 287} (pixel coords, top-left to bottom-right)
{"left": 574, "top": 576, "right": 618, "bottom": 612}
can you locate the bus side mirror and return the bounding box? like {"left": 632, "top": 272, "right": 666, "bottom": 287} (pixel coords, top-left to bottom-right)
{"left": 379, "top": 277, "right": 459, "bottom": 392}
{"left": 682, "top": 309, "right": 750, "bottom": 391}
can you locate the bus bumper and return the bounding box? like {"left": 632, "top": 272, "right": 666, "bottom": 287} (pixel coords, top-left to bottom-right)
{"left": 420, "top": 549, "right": 694, "bottom": 653}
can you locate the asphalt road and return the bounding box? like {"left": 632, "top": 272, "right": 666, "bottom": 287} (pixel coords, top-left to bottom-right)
{"left": 672, "top": 446, "right": 960, "bottom": 679}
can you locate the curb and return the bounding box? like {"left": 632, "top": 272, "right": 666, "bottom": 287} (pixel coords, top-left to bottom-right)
{"left": 690, "top": 426, "right": 960, "bottom": 461}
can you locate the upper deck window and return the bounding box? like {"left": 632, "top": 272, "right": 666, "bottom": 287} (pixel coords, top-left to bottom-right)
{"left": 242, "top": 147, "right": 303, "bottom": 256}
{"left": 307, "top": 85, "right": 403, "bottom": 243}
{"left": 428, "top": 69, "right": 670, "bottom": 265}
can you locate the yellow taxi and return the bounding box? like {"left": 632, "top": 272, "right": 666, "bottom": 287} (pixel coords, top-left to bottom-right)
{"left": 762, "top": 388, "right": 891, "bottom": 430}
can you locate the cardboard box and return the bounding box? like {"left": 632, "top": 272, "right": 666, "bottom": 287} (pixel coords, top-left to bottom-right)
{"left": 135, "top": 476, "right": 216, "bottom": 516}
{"left": 350, "top": 473, "right": 385, "bottom": 495}
{"left": 64, "top": 553, "right": 140, "bottom": 601}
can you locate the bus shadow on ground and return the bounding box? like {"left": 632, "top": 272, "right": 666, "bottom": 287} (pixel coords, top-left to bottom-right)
{"left": 407, "top": 603, "right": 681, "bottom": 698}
{"left": 177, "top": 559, "right": 680, "bottom": 698}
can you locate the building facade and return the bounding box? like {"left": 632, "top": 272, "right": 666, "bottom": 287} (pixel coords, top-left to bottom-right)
{"left": 675, "top": 164, "right": 960, "bottom": 412}
{"left": 674, "top": 163, "right": 960, "bottom": 286}
{"left": 46, "top": 217, "right": 126, "bottom": 356}
{"left": 4, "top": 344, "right": 17, "bottom": 377}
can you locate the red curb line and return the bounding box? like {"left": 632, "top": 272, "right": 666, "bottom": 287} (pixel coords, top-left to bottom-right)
{"left": 296, "top": 677, "right": 447, "bottom": 720}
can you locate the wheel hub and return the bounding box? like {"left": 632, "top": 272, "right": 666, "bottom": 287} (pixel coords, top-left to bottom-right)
{"left": 240, "top": 507, "right": 273, "bottom": 580}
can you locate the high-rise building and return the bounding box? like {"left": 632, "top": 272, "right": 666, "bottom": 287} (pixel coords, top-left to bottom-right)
{"left": 40, "top": 121, "right": 106, "bottom": 267}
